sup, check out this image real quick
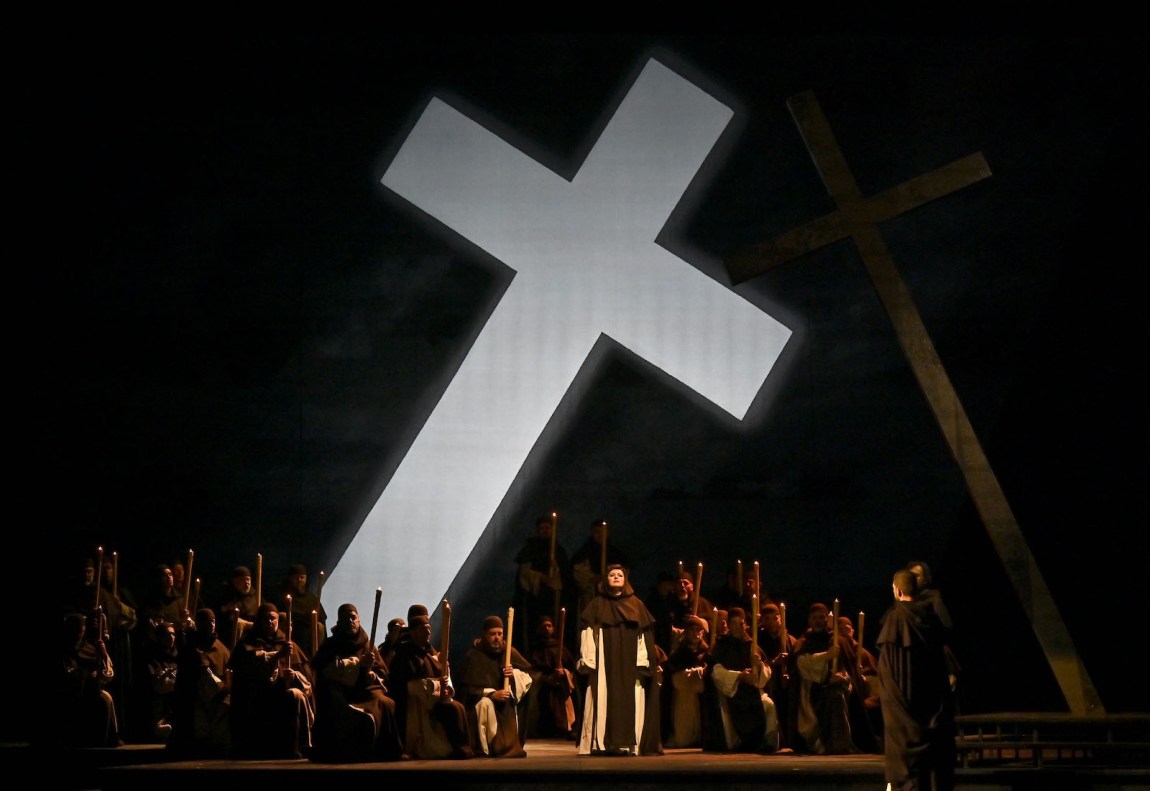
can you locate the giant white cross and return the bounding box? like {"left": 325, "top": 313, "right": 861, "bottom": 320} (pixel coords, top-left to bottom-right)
{"left": 325, "top": 58, "right": 792, "bottom": 622}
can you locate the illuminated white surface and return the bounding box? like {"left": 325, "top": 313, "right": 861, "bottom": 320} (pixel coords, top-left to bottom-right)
{"left": 325, "top": 59, "right": 792, "bottom": 621}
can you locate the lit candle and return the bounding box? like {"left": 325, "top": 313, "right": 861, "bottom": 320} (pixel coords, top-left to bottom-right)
{"left": 502, "top": 607, "right": 515, "bottom": 692}
{"left": 112, "top": 551, "right": 119, "bottom": 599}
{"left": 832, "top": 598, "right": 841, "bottom": 665}
{"left": 255, "top": 553, "right": 262, "bottom": 604}
{"left": 751, "top": 593, "right": 759, "bottom": 652}
{"left": 184, "top": 549, "right": 195, "bottom": 613}
{"left": 369, "top": 587, "right": 383, "bottom": 647}
{"left": 600, "top": 522, "right": 608, "bottom": 578}
{"left": 94, "top": 546, "right": 104, "bottom": 610}
{"left": 693, "top": 562, "right": 704, "bottom": 616}
{"left": 549, "top": 512, "right": 558, "bottom": 566}
{"left": 440, "top": 599, "right": 452, "bottom": 673}
{"left": 736, "top": 559, "right": 743, "bottom": 594}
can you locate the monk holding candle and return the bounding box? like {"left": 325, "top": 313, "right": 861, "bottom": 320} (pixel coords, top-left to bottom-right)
{"left": 788, "top": 602, "right": 859, "bottom": 755}
{"left": 512, "top": 515, "right": 573, "bottom": 656}
{"left": 570, "top": 520, "right": 632, "bottom": 622}
{"left": 216, "top": 564, "right": 266, "bottom": 650}
{"left": 277, "top": 563, "right": 327, "bottom": 659}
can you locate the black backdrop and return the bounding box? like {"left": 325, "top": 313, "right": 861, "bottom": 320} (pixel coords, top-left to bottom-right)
{"left": 23, "top": 33, "right": 1145, "bottom": 738}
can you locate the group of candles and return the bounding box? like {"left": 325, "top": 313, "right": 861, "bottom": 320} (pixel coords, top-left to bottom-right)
{"left": 680, "top": 559, "right": 867, "bottom": 671}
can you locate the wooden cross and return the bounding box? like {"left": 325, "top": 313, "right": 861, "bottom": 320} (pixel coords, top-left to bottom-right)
{"left": 727, "top": 90, "right": 1102, "bottom": 715}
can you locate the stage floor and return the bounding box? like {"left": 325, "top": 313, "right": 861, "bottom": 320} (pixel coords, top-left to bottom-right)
{"left": 17, "top": 738, "right": 1150, "bottom": 791}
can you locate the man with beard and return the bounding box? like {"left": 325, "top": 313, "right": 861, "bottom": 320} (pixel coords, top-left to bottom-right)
{"left": 835, "top": 614, "right": 883, "bottom": 754}
{"left": 387, "top": 604, "right": 474, "bottom": 759}
{"left": 877, "top": 569, "right": 956, "bottom": 791}
{"left": 58, "top": 610, "right": 121, "bottom": 747}
{"left": 576, "top": 563, "right": 662, "bottom": 756}
{"left": 789, "top": 602, "right": 858, "bottom": 754}
{"left": 704, "top": 607, "right": 778, "bottom": 753}
{"left": 663, "top": 615, "right": 710, "bottom": 748}
{"left": 656, "top": 570, "right": 715, "bottom": 658}
{"left": 277, "top": 563, "right": 327, "bottom": 660}
{"left": 458, "top": 614, "right": 533, "bottom": 757}
{"left": 169, "top": 608, "right": 231, "bottom": 757}
{"left": 310, "top": 603, "right": 403, "bottom": 762}
{"left": 527, "top": 614, "right": 577, "bottom": 740}
{"left": 217, "top": 566, "right": 264, "bottom": 650}
{"left": 755, "top": 601, "right": 797, "bottom": 751}
{"left": 227, "top": 603, "right": 314, "bottom": 759}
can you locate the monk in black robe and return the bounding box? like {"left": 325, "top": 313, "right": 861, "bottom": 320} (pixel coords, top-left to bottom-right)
{"left": 169, "top": 608, "right": 231, "bottom": 757}
{"left": 277, "top": 563, "right": 327, "bottom": 660}
{"left": 528, "top": 614, "right": 578, "bottom": 739}
{"left": 310, "top": 603, "right": 402, "bottom": 762}
{"left": 227, "top": 603, "right": 314, "bottom": 759}
{"left": 876, "top": 569, "right": 956, "bottom": 791}
{"left": 59, "top": 611, "right": 121, "bottom": 747}
{"left": 458, "top": 614, "right": 532, "bottom": 757}
{"left": 387, "top": 605, "right": 474, "bottom": 759}
{"left": 576, "top": 563, "right": 662, "bottom": 755}
{"left": 703, "top": 606, "right": 778, "bottom": 753}
{"left": 512, "top": 516, "right": 573, "bottom": 656}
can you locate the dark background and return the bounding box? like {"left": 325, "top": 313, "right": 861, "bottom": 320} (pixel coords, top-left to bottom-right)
{"left": 22, "top": 34, "right": 1144, "bottom": 738}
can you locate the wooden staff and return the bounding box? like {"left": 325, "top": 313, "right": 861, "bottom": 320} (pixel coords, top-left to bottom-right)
{"left": 549, "top": 512, "right": 558, "bottom": 569}
{"left": 440, "top": 599, "right": 452, "bottom": 696}
{"left": 94, "top": 546, "right": 104, "bottom": 610}
{"left": 503, "top": 607, "right": 515, "bottom": 691}
{"left": 286, "top": 595, "right": 293, "bottom": 644}
{"left": 692, "top": 562, "right": 704, "bottom": 616}
{"left": 183, "top": 549, "right": 195, "bottom": 613}
{"left": 255, "top": 553, "right": 263, "bottom": 604}
{"left": 736, "top": 560, "right": 743, "bottom": 595}
{"left": 556, "top": 607, "right": 567, "bottom": 671}
{"left": 112, "top": 551, "right": 119, "bottom": 599}
{"left": 368, "top": 587, "right": 382, "bottom": 648}
{"left": 857, "top": 611, "right": 866, "bottom": 671}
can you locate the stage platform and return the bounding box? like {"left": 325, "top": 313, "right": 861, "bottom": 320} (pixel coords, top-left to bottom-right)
{"left": 12, "top": 736, "right": 1150, "bottom": 791}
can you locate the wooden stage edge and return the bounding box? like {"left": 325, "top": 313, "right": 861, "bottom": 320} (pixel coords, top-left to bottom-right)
{"left": 12, "top": 737, "right": 1150, "bottom": 791}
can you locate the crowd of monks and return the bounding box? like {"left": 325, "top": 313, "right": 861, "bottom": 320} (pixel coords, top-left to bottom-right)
{"left": 58, "top": 520, "right": 954, "bottom": 774}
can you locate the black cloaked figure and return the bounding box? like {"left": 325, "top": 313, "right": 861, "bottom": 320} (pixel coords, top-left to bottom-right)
{"left": 576, "top": 563, "right": 663, "bottom": 755}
